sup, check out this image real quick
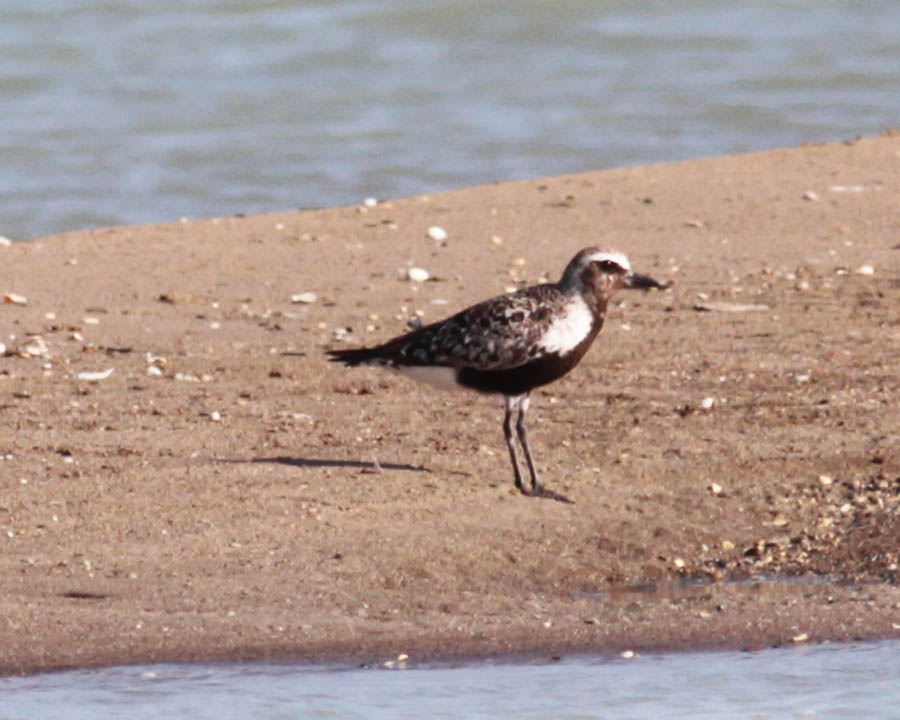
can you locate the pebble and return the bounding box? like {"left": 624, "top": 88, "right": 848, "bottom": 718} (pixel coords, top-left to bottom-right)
{"left": 291, "top": 292, "right": 318, "bottom": 304}
{"left": 792, "top": 633, "right": 809, "bottom": 643}
{"left": 363, "top": 197, "right": 378, "bottom": 207}
{"left": 147, "top": 365, "right": 164, "bottom": 376}
{"left": 210, "top": 411, "right": 222, "bottom": 422}
{"left": 700, "top": 396, "right": 715, "bottom": 410}
{"left": 3, "top": 292, "right": 27, "bottom": 305}
{"left": 426, "top": 225, "right": 448, "bottom": 241}
{"left": 855, "top": 264, "right": 874, "bottom": 276}
{"left": 620, "top": 650, "right": 635, "bottom": 659}
{"left": 709, "top": 482, "right": 723, "bottom": 495}
{"left": 405, "top": 267, "right": 430, "bottom": 283}
{"left": 802, "top": 190, "right": 819, "bottom": 201}
{"left": 818, "top": 475, "right": 834, "bottom": 486}
{"left": 22, "top": 337, "right": 49, "bottom": 357}
{"left": 0, "top": 236, "right": 12, "bottom": 246}
{"left": 77, "top": 368, "right": 114, "bottom": 381}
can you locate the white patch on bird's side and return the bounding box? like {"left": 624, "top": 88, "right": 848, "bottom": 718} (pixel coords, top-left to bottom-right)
{"left": 586, "top": 249, "right": 631, "bottom": 271}
{"left": 396, "top": 365, "right": 463, "bottom": 391}
{"left": 538, "top": 295, "right": 594, "bottom": 355}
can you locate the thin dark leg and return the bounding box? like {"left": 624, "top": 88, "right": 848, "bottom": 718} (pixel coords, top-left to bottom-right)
{"left": 514, "top": 394, "right": 572, "bottom": 504}
{"left": 515, "top": 396, "right": 541, "bottom": 493}
{"left": 503, "top": 396, "right": 525, "bottom": 492}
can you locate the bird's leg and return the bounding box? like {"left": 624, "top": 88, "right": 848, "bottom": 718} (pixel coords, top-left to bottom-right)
{"left": 515, "top": 395, "right": 540, "bottom": 493}
{"left": 503, "top": 395, "right": 525, "bottom": 492}
{"left": 516, "top": 394, "right": 573, "bottom": 504}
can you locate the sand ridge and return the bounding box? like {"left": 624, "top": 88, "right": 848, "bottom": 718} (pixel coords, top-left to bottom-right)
{"left": 1, "top": 135, "right": 899, "bottom": 674}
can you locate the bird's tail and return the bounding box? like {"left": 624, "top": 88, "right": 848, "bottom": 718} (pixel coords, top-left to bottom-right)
{"left": 326, "top": 346, "right": 390, "bottom": 367}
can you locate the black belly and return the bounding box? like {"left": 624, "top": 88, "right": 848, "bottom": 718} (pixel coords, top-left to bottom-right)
{"left": 457, "top": 332, "right": 598, "bottom": 397}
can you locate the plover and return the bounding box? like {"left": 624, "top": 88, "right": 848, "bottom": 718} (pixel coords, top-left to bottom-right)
{"left": 327, "top": 247, "right": 661, "bottom": 502}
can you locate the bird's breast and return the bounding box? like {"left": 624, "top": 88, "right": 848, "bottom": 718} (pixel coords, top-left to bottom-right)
{"left": 535, "top": 295, "right": 597, "bottom": 357}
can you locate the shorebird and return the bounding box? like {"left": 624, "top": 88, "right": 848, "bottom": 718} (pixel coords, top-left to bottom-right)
{"left": 327, "top": 247, "right": 661, "bottom": 502}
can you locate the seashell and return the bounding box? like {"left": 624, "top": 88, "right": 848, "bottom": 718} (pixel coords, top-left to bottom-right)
{"left": 405, "top": 267, "right": 430, "bottom": 283}
{"left": 291, "top": 292, "right": 318, "bottom": 304}
{"left": 426, "top": 226, "right": 448, "bottom": 241}
{"left": 77, "top": 368, "right": 114, "bottom": 381}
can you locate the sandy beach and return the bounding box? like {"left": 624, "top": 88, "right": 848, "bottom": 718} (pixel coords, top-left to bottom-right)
{"left": 1, "top": 135, "right": 899, "bottom": 675}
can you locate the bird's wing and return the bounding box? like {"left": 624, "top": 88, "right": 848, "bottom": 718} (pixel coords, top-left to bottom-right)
{"left": 379, "top": 285, "right": 567, "bottom": 370}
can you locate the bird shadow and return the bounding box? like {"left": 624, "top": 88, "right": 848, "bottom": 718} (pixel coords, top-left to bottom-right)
{"left": 214, "top": 455, "right": 430, "bottom": 473}
{"left": 250, "top": 456, "right": 428, "bottom": 473}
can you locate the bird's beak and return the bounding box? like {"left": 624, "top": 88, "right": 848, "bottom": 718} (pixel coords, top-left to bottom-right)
{"left": 625, "top": 271, "right": 662, "bottom": 290}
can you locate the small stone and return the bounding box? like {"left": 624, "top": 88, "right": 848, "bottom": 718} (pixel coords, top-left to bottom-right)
{"left": 291, "top": 292, "right": 318, "bottom": 304}
{"left": 147, "top": 365, "right": 163, "bottom": 376}
{"left": 426, "top": 226, "right": 448, "bottom": 241}
{"left": 490, "top": 235, "right": 503, "bottom": 245}
{"left": 792, "top": 633, "right": 809, "bottom": 643}
{"left": 0, "top": 236, "right": 12, "bottom": 247}
{"left": 722, "top": 540, "right": 735, "bottom": 550}
{"left": 855, "top": 265, "right": 874, "bottom": 276}
{"left": 210, "top": 411, "right": 221, "bottom": 422}
{"left": 818, "top": 475, "right": 833, "bottom": 486}
{"left": 709, "top": 482, "right": 723, "bottom": 495}
{"left": 363, "top": 197, "right": 378, "bottom": 207}
{"left": 620, "top": 650, "right": 635, "bottom": 659}
{"left": 673, "top": 557, "right": 686, "bottom": 569}
{"left": 700, "top": 396, "right": 715, "bottom": 410}
{"left": 802, "top": 191, "right": 819, "bottom": 201}
{"left": 406, "top": 267, "right": 430, "bottom": 283}
{"left": 83, "top": 317, "right": 100, "bottom": 325}
{"left": 77, "top": 368, "right": 114, "bottom": 381}
{"left": 3, "top": 292, "right": 27, "bottom": 306}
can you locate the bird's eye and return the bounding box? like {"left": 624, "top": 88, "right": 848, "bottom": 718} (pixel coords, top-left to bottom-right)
{"left": 597, "top": 260, "right": 622, "bottom": 273}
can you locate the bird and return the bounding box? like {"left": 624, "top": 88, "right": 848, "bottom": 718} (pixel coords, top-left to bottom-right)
{"left": 327, "top": 247, "right": 661, "bottom": 502}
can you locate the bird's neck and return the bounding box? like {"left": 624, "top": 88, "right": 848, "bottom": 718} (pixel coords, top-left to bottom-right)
{"left": 574, "top": 286, "right": 610, "bottom": 322}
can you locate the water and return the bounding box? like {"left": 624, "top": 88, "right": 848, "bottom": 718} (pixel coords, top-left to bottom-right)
{"left": 1, "top": 640, "right": 898, "bottom": 719}
{"left": 2, "top": 1, "right": 898, "bottom": 241}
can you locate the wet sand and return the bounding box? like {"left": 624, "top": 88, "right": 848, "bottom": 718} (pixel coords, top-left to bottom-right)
{"left": 1, "top": 134, "right": 899, "bottom": 675}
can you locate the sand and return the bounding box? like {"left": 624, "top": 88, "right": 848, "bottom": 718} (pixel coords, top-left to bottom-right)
{"left": 1, "top": 134, "right": 899, "bottom": 675}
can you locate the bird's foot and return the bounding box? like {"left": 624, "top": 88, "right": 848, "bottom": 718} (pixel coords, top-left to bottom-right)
{"left": 521, "top": 483, "right": 573, "bottom": 504}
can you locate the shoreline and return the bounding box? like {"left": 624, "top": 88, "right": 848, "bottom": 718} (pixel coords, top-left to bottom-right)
{"left": 2, "top": 135, "right": 899, "bottom": 676}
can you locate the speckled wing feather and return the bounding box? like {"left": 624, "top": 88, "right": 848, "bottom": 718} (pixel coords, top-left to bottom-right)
{"left": 329, "top": 285, "right": 570, "bottom": 370}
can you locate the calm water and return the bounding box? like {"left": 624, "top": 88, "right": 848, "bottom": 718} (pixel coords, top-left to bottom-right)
{"left": 1, "top": 640, "right": 899, "bottom": 719}
{"left": 1, "top": 0, "right": 899, "bottom": 241}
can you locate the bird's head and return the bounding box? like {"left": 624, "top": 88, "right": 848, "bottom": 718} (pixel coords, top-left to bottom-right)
{"left": 561, "top": 247, "right": 661, "bottom": 300}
